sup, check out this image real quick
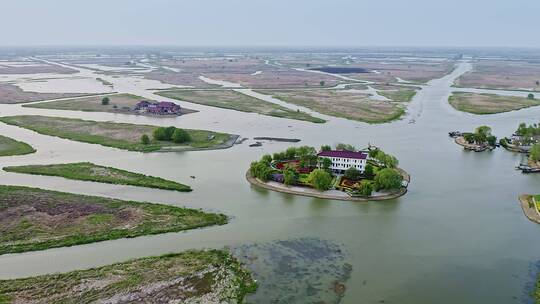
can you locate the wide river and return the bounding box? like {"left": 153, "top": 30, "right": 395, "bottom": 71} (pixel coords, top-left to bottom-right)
{"left": 1, "top": 61, "right": 540, "bottom": 303}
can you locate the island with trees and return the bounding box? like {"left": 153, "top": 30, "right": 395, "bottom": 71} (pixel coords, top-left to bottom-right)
{"left": 246, "top": 144, "right": 409, "bottom": 201}
{"left": 500, "top": 122, "right": 540, "bottom": 153}
{"left": 452, "top": 125, "right": 497, "bottom": 152}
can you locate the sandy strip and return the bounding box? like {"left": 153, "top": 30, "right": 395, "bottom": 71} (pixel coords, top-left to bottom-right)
{"left": 518, "top": 194, "right": 540, "bottom": 224}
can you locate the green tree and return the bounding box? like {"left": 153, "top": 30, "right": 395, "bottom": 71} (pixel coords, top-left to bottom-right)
{"left": 344, "top": 167, "right": 361, "bottom": 181}
{"left": 320, "top": 145, "right": 332, "bottom": 151}
{"left": 358, "top": 180, "right": 373, "bottom": 196}
{"left": 141, "top": 134, "right": 150, "bottom": 145}
{"left": 250, "top": 161, "right": 273, "bottom": 181}
{"left": 273, "top": 152, "right": 285, "bottom": 162}
{"left": 528, "top": 93, "right": 535, "bottom": 100}
{"left": 464, "top": 133, "right": 475, "bottom": 143}
{"left": 320, "top": 157, "right": 332, "bottom": 170}
{"left": 283, "top": 166, "right": 298, "bottom": 185}
{"left": 101, "top": 97, "right": 110, "bottom": 105}
{"left": 364, "top": 164, "right": 374, "bottom": 178}
{"left": 486, "top": 135, "right": 497, "bottom": 147}
{"left": 530, "top": 143, "right": 540, "bottom": 162}
{"left": 320, "top": 80, "right": 326, "bottom": 87}
{"left": 153, "top": 127, "right": 168, "bottom": 141}
{"left": 308, "top": 169, "right": 333, "bottom": 191}
{"left": 285, "top": 147, "right": 297, "bottom": 159}
{"left": 172, "top": 128, "right": 191, "bottom": 143}
{"left": 374, "top": 168, "right": 402, "bottom": 190}
{"left": 165, "top": 126, "right": 177, "bottom": 140}
{"left": 336, "top": 143, "right": 356, "bottom": 151}
{"left": 261, "top": 154, "right": 273, "bottom": 165}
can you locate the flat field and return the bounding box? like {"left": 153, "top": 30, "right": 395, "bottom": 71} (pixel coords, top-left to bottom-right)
{"left": 448, "top": 92, "right": 540, "bottom": 114}
{"left": 157, "top": 89, "right": 325, "bottom": 123}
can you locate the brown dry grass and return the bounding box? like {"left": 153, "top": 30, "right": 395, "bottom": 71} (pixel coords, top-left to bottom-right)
{"left": 455, "top": 60, "right": 540, "bottom": 91}
{"left": 0, "top": 83, "right": 91, "bottom": 104}
{"left": 449, "top": 92, "right": 540, "bottom": 114}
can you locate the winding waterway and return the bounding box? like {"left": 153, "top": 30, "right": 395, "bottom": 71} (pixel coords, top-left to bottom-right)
{"left": 1, "top": 60, "right": 540, "bottom": 303}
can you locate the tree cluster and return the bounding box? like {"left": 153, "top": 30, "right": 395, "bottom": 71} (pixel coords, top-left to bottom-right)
{"left": 463, "top": 125, "right": 497, "bottom": 146}
{"left": 153, "top": 126, "right": 191, "bottom": 143}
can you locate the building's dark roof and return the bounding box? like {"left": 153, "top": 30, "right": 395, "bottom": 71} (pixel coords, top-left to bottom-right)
{"left": 318, "top": 150, "right": 368, "bottom": 160}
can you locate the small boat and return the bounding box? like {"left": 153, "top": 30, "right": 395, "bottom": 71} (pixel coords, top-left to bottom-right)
{"left": 249, "top": 142, "right": 262, "bottom": 147}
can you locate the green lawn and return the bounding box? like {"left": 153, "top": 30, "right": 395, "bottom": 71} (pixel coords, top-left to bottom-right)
{"left": 0, "top": 250, "right": 256, "bottom": 303}
{"left": 4, "top": 162, "right": 191, "bottom": 192}
{"left": 0, "top": 135, "right": 35, "bottom": 157}
{"left": 0, "top": 185, "right": 227, "bottom": 255}
{"left": 0, "top": 115, "right": 234, "bottom": 152}
{"left": 157, "top": 89, "right": 326, "bottom": 123}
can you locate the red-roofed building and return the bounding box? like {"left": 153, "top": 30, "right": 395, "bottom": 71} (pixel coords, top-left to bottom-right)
{"left": 135, "top": 100, "right": 181, "bottom": 115}
{"left": 318, "top": 150, "right": 368, "bottom": 174}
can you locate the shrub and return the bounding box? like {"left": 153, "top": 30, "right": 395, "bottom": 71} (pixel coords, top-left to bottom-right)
{"left": 308, "top": 169, "right": 333, "bottom": 191}
{"left": 344, "top": 167, "right": 361, "bottom": 181}
{"left": 358, "top": 180, "right": 373, "bottom": 196}
{"left": 101, "top": 97, "right": 110, "bottom": 105}
{"left": 165, "top": 126, "right": 177, "bottom": 140}
{"left": 141, "top": 134, "right": 150, "bottom": 145}
{"left": 528, "top": 93, "right": 535, "bottom": 100}
{"left": 364, "top": 164, "right": 374, "bottom": 178}
{"left": 374, "top": 168, "right": 402, "bottom": 190}
{"left": 153, "top": 127, "right": 168, "bottom": 141}
{"left": 283, "top": 166, "right": 298, "bottom": 185}
{"left": 172, "top": 128, "right": 191, "bottom": 143}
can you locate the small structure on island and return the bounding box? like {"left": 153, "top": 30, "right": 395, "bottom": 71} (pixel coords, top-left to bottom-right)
{"left": 317, "top": 150, "right": 368, "bottom": 174}
{"left": 135, "top": 100, "right": 182, "bottom": 115}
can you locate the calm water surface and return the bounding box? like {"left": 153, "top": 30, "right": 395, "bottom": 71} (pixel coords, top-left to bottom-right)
{"left": 0, "top": 61, "right": 540, "bottom": 303}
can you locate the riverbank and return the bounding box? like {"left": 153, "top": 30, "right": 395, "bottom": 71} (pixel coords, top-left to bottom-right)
{"left": 518, "top": 195, "right": 540, "bottom": 224}
{"left": 0, "top": 249, "right": 256, "bottom": 303}
{"left": 246, "top": 170, "right": 408, "bottom": 202}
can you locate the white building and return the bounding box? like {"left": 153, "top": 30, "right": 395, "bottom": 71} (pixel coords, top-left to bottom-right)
{"left": 317, "top": 150, "right": 368, "bottom": 174}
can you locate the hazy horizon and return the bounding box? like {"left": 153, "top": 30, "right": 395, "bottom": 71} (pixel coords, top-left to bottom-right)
{"left": 2, "top": 0, "right": 539, "bottom": 48}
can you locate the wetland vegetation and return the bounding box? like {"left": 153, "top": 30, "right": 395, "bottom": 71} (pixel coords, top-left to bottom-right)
{"left": 0, "top": 185, "right": 226, "bottom": 255}
{"left": 449, "top": 92, "right": 540, "bottom": 114}
{"left": 0, "top": 249, "right": 256, "bottom": 303}
{"left": 0, "top": 135, "right": 35, "bottom": 157}
{"left": 0, "top": 115, "right": 234, "bottom": 152}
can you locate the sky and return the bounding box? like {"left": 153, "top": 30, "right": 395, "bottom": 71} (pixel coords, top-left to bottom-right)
{"left": 2, "top": 0, "right": 540, "bottom": 48}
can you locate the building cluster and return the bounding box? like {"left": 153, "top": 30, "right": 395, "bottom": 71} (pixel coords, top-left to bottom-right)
{"left": 135, "top": 100, "right": 182, "bottom": 115}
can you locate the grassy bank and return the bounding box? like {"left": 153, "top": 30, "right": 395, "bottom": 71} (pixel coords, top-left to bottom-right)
{"left": 24, "top": 93, "right": 195, "bottom": 116}
{"left": 0, "top": 135, "right": 35, "bottom": 157}
{"left": 4, "top": 162, "right": 191, "bottom": 192}
{"left": 378, "top": 89, "right": 417, "bottom": 102}
{"left": 0, "top": 249, "right": 256, "bottom": 303}
{"left": 156, "top": 89, "right": 326, "bottom": 123}
{"left": 449, "top": 92, "right": 540, "bottom": 114}
{"left": 0, "top": 185, "right": 227, "bottom": 255}
{"left": 0, "top": 115, "right": 233, "bottom": 152}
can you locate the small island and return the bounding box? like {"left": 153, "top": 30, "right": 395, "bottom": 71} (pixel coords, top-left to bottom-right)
{"left": 24, "top": 93, "right": 196, "bottom": 117}
{"left": 247, "top": 144, "right": 409, "bottom": 201}
{"left": 0, "top": 185, "right": 226, "bottom": 255}
{"left": 4, "top": 162, "right": 192, "bottom": 192}
{"left": 0, "top": 135, "right": 35, "bottom": 157}
{"left": 0, "top": 115, "right": 236, "bottom": 153}
{"left": 451, "top": 125, "right": 497, "bottom": 152}
{"left": 448, "top": 92, "right": 540, "bottom": 114}
{"left": 500, "top": 122, "right": 540, "bottom": 153}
